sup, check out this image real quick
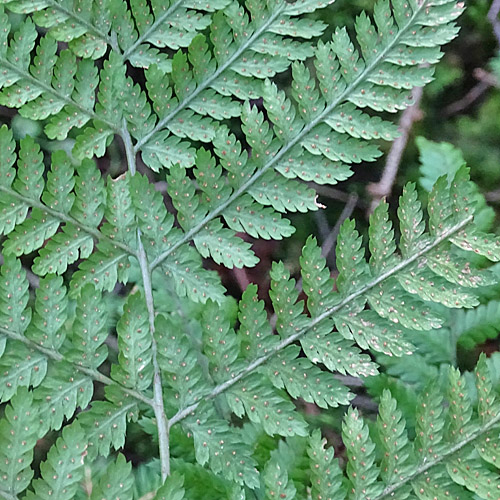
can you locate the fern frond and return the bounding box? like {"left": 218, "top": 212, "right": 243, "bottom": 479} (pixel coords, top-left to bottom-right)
{"left": 169, "top": 169, "right": 499, "bottom": 439}
{"left": 154, "top": 471, "right": 185, "bottom": 500}
{"left": 308, "top": 429, "right": 345, "bottom": 500}
{"left": 248, "top": 356, "right": 500, "bottom": 500}
{"left": 0, "top": 127, "right": 136, "bottom": 301}
{"left": 456, "top": 301, "right": 500, "bottom": 350}
{"left": 146, "top": 0, "right": 464, "bottom": 276}
{"left": 0, "top": 0, "right": 486, "bottom": 496}
{"left": 344, "top": 407, "right": 383, "bottom": 499}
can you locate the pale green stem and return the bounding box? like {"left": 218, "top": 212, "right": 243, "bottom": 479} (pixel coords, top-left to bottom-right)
{"left": 168, "top": 215, "right": 474, "bottom": 428}
{"left": 121, "top": 125, "right": 171, "bottom": 481}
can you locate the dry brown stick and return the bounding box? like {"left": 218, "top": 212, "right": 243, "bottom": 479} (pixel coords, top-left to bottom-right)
{"left": 443, "top": 80, "right": 491, "bottom": 116}
{"left": 367, "top": 86, "right": 424, "bottom": 214}
{"left": 445, "top": 1, "right": 500, "bottom": 116}
{"left": 489, "top": 0, "right": 500, "bottom": 46}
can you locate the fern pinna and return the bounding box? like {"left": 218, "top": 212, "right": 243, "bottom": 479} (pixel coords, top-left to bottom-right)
{"left": 1, "top": 0, "right": 499, "bottom": 498}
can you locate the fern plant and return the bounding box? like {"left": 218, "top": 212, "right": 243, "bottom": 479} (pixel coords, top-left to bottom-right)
{"left": 1, "top": 0, "right": 499, "bottom": 498}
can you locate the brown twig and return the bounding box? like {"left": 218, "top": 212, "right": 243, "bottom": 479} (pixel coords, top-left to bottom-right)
{"left": 367, "top": 86, "right": 424, "bottom": 214}
{"left": 444, "top": 0, "right": 500, "bottom": 116}
{"left": 474, "top": 67, "right": 500, "bottom": 87}
{"left": 443, "top": 80, "right": 491, "bottom": 116}
{"left": 489, "top": 0, "right": 500, "bottom": 46}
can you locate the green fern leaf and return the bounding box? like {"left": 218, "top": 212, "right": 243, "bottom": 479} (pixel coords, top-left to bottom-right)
{"left": 308, "top": 429, "right": 345, "bottom": 500}
{"left": 67, "top": 285, "right": 108, "bottom": 370}
{"left": 0, "top": 255, "right": 31, "bottom": 335}
{"left": 0, "top": 342, "right": 47, "bottom": 401}
{"left": 4, "top": 150, "right": 75, "bottom": 256}
{"left": 0, "top": 389, "right": 38, "bottom": 496}
{"left": 185, "top": 407, "right": 260, "bottom": 488}
{"left": 154, "top": 471, "right": 185, "bottom": 500}
{"left": 33, "top": 160, "right": 106, "bottom": 275}
{"left": 451, "top": 230, "right": 500, "bottom": 262}
{"left": 111, "top": 292, "right": 153, "bottom": 392}
{"left": 300, "top": 235, "right": 337, "bottom": 316}
{"left": 446, "top": 456, "right": 500, "bottom": 499}
{"left": 26, "top": 275, "right": 67, "bottom": 350}
{"left": 78, "top": 399, "right": 138, "bottom": 460}
{"left": 269, "top": 261, "right": 309, "bottom": 339}
{"left": 455, "top": 301, "right": 500, "bottom": 350}
{"left": 201, "top": 301, "right": 240, "bottom": 382}
{"left": 237, "top": 284, "right": 277, "bottom": 359}
{"left": 71, "top": 172, "right": 137, "bottom": 296}
{"left": 89, "top": 453, "right": 134, "bottom": 500}
{"left": 336, "top": 219, "right": 369, "bottom": 296}
{"left": 33, "top": 364, "right": 93, "bottom": 435}
{"left": 369, "top": 200, "right": 398, "bottom": 274}
{"left": 475, "top": 353, "right": 500, "bottom": 424}
{"left": 227, "top": 372, "right": 308, "bottom": 437}
{"left": 445, "top": 367, "right": 473, "bottom": 442}
{"left": 367, "top": 281, "right": 444, "bottom": 331}
{"left": 264, "top": 451, "right": 297, "bottom": 500}
{"left": 343, "top": 408, "right": 383, "bottom": 499}
{"left": 24, "top": 423, "right": 86, "bottom": 500}
{"left": 45, "top": 60, "right": 99, "bottom": 140}
{"left": 335, "top": 309, "right": 413, "bottom": 356}
{"left": 248, "top": 170, "right": 319, "bottom": 213}
{"left": 414, "top": 383, "right": 445, "bottom": 461}
{"left": 160, "top": 245, "right": 226, "bottom": 304}
{"left": 268, "top": 345, "right": 353, "bottom": 408}
{"left": 397, "top": 270, "right": 480, "bottom": 309}
{"left": 376, "top": 390, "right": 414, "bottom": 494}
{"left": 130, "top": 172, "right": 175, "bottom": 257}
{"left": 155, "top": 313, "right": 211, "bottom": 408}
{"left": 301, "top": 324, "right": 379, "bottom": 378}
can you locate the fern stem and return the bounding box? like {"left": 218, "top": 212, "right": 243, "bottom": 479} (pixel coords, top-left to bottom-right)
{"left": 149, "top": 0, "right": 430, "bottom": 271}
{"left": 136, "top": 234, "right": 171, "bottom": 481}
{"left": 0, "top": 58, "right": 119, "bottom": 133}
{"left": 133, "top": 2, "right": 286, "bottom": 153}
{"left": 375, "top": 412, "right": 500, "bottom": 499}
{"left": 122, "top": 124, "right": 171, "bottom": 481}
{"left": 122, "top": 118, "right": 137, "bottom": 175}
{"left": 0, "top": 325, "right": 154, "bottom": 406}
{"left": 168, "top": 215, "right": 474, "bottom": 428}
{"left": 122, "top": 0, "right": 186, "bottom": 61}
{"left": 0, "top": 185, "right": 136, "bottom": 256}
